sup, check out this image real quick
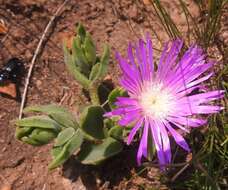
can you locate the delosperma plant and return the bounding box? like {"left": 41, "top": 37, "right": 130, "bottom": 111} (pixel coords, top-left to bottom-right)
{"left": 105, "top": 36, "right": 224, "bottom": 169}
{"left": 15, "top": 24, "right": 224, "bottom": 172}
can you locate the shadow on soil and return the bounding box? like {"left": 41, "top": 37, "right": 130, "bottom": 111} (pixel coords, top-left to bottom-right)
{"left": 62, "top": 145, "right": 138, "bottom": 189}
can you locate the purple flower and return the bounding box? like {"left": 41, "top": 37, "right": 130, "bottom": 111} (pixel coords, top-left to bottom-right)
{"left": 105, "top": 36, "right": 224, "bottom": 168}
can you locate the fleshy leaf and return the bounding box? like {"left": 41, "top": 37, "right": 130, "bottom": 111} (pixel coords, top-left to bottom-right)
{"left": 49, "top": 129, "right": 83, "bottom": 170}
{"left": 51, "top": 146, "right": 63, "bottom": 158}
{"left": 90, "top": 45, "right": 110, "bottom": 83}
{"left": 63, "top": 43, "right": 90, "bottom": 89}
{"left": 77, "top": 23, "right": 86, "bottom": 43}
{"left": 15, "top": 119, "right": 58, "bottom": 146}
{"left": 84, "top": 33, "right": 96, "bottom": 65}
{"left": 77, "top": 137, "right": 123, "bottom": 165}
{"left": 108, "top": 125, "right": 124, "bottom": 140}
{"left": 72, "top": 37, "right": 90, "bottom": 75}
{"left": 15, "top": 127, "right": 33, "bottom": 140}
{"left": 55, "top": 127, "right": 75, "bottom": 147}
{"left": 21, "top": 136, "right": 41, "bottom": 146}
{"left": 15, "top": 116, "right": 61, "bottom": 132}
{"left": 24, "top": 104, "right": 66, "bottom": 113}
{"left": 89, "top": 62, "right": 100, "bottom": 81}
{"left": 80, "top": 106, "right": 105, "bottom": 140}
{"left": 24, "top": 104, "right": 79, "bottom": 129}
{"left": 29, "top": 128, "right": 57, "bottom": 145}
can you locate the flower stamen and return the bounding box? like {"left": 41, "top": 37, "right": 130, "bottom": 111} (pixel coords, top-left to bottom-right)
{"left": 140, "top": 83, "right": 174, "bottom": 119}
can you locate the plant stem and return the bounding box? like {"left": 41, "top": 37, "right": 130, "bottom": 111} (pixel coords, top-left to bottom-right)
{"left": 89, "top": 85, "right": 100, "bottom": 105}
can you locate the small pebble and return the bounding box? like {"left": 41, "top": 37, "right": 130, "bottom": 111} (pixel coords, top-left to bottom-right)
{"left": 36, "top": 80, "right": 42, "bottom": 88}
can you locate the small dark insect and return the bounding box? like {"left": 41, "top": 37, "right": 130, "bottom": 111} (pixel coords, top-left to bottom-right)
{"left": 0, "top": 58, "right": 23, "bottom": 100}
{"left": 0, "top": 58, "right": 23, "bottom": 83}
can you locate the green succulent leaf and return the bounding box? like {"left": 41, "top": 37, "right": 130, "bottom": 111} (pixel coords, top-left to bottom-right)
{"left": 83, "top": 33, "right": 96, "bottom": 65}
{"left": 49, "top": 129, "right": 83, "bottom": 170}
{"left": 104, "top": 118, "right": 115, "bottom": 129}
{"left": 80, "top": 106, "right": 106, "bottom": 140}
{"left": 74, "top": 35, "right": 82, "bottom": 47}
{"left": 72, "top": 37, "right": 90, "bottom": 75}
{"left": 77, "top": 137, "right": 123, "bottom": 165}
{"left": 29, "top": 128, "right": 57, "bottom": 144}
{"left": 63, "top": 43, "right": 90, "bottom": 89}
{"left": 55, "top": 127, "right": 75, "bottom": 147}
{"left": 90, "top": 45, "right": 110, "bottom": 83}
{"left": 108, "top": 125, "right": 124, "bottom": 141}
{"left": 24, "top": 104, "right": 79, "bottom": 129}
{"left": 51, "top": 112, "right": 78, "bottom": 129}
{"left": 51, "top": 146, "right": 63, "bottom": 158}
{"left": 77, "top": 23, "right": 86, "bottom": 43}
{"left": 15, "top": 116, "right": 61, "bottom": 132}
{"left": 108, "top": 87, "right": 128, "bottom": 109}
{"left": 21, "top": 136, "right": 41, "bottom": 146}
{"left": 15, "top": 126, "right": 34, "bottom": 140}
{"left": 89, "top": 62, "right": 100, "bottom": 81}
{"left": 15, "top": 116, "right": 61, "bottom": 146}
{"left": 24, "top": 104, "right": 66, "bottom": 113}
{"left": 99, "top": 45, "right": 110, "bottom": 76}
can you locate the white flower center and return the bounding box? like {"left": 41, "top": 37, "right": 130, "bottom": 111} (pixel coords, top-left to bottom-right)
{"left": 140, "top": 82, "right": 175, "bottom": 119}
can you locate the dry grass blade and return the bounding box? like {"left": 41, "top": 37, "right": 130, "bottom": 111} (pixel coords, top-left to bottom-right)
{"left": 178, "top": 0, "right": 201, "bottom": 44}
{"left": 149, "top": 0, "right": 181, "bottom": 39}
{"left": 19, "top": 0, "right": 70, "bottom": 119}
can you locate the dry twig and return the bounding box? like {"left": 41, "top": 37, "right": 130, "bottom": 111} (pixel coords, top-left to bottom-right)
{"left": 19, "top": 0, "right": 70, "bottom": 119}
{"left": 171, "top": 163, "right": 190, "bottom": 181}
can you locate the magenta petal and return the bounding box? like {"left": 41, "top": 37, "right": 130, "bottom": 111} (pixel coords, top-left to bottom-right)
{"left": 149, "top": 119, "right": 166, "bottom": 166}
{"left": 120, "top": 78, "right": 138, "bottom": 95}
{"left": 182, "top": 72, "right": 214, "bottom": 90}
{"left": 167, "top": 116, "right": 207, "bottom": 127}
{"left": 104, "top": 108, "right": 125, "bottom": 117}
{"left": 118, "top": 110, "right": 140, "bottom": 126}
{"left": 142, "top": 119, "right": 149, "bottom": 158}
{"left": 139, "top": 39, "right": 150, "bottom": 81}
{"left": 104, "top": 106, "right": 139, "bottom": 118}
{"left": 183, "top": 62, "right": 213, "bottom": 84}
{"left": 195, "top": 105, "right": 224, "bottom": 113}
{"left": 117, "top": 52, "right": 141, "bottom": 90}
{"left": 179, "top": 90, "right": 225, "bottom": 105}
{"left": 176, "top": 84, "right": 203, "bottom": 98}
{"left": 190, "top": 105, "right": 223, "bottom": 114}
{"left": 116, "top": 97, "right": 139, "bottom": 107}
{"left": 168, "top": 62, "right": 213, "bottom": 91}
{"left": 157, "top": 121, "right": 171, "bottom": 163}
{"left": 173, "top": 72, "right": 213, "bottom": 92}
{"left": 137, "top": 119, "right": 149, "bottom": 165}
{"left": 164, "top": 121, "right": 190, "bottom": 152}
{"left": 173, "top": 104, "right": 224, "bottom": 116}
{"left": 103, "top": 112, "right": 113, "bottom": 117}
{"left": 127, "top": 118, "right": 143, "bottom": 145}
{"left": 159, "top": 39, "right": 183, "bottom": 81}
{"left": 136, "top": 140, "right": 143, "bottom": 165}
